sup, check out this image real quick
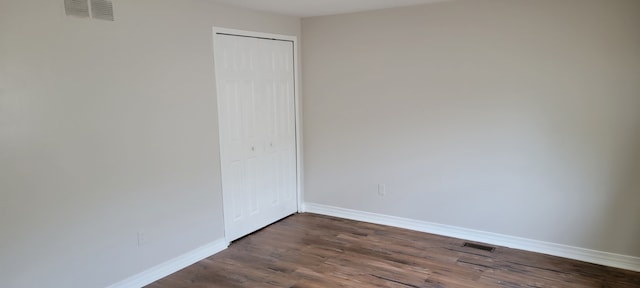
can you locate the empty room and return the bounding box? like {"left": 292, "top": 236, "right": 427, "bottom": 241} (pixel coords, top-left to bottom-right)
{"left": 1, "top": 0, "right": 639, "bottom": 287}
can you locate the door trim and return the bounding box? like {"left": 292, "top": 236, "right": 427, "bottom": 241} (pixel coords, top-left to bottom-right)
{"left": 212, "top": 27, "right": 302, "bottom": 243}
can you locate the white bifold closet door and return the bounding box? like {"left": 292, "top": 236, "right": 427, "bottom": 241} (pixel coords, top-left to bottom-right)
{"left": 214, "top": 33, "right": 297, "bottom": 242}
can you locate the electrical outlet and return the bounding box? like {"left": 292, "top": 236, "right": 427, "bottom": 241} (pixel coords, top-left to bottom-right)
{"left": 137, "top": 232, "right": 147, "bottom": 247}
{"left": 378, "top": 184, "right": 386, "bottom": 196}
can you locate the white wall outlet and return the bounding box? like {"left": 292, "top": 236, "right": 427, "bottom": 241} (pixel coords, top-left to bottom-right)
{"left": 137, "top": 232, "right": 147, "bottom": 247}
{"left": 377, "top": 184, "right": 386, "bottom": 196}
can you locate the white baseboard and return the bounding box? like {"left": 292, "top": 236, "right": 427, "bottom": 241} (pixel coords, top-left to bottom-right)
{"left": 107, "top": 238, "right": 228, "bottom": 288}
{"left": 303, "top": 202, "right": 640, "bottom": 272}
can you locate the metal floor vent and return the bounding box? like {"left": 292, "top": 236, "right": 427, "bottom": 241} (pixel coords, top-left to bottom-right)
{"left": 463, "top": 242, "right": 496, "bottom": 252}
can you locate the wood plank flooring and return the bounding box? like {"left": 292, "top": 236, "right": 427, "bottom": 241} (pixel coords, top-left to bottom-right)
{"left": 146, "top": 213, "right": 640, "bottom": 287}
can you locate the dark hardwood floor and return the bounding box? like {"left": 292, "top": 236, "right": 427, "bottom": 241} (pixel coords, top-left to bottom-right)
{"left": 146, "top": 213, "right": 640, "bottom": 287}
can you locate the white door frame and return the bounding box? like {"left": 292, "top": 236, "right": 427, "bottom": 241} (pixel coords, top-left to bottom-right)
{"left": 212, "top": 27, "right": 303, "bottom": 243}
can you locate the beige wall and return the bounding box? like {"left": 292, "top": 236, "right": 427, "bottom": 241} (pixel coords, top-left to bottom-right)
{"left": 302, "top": 0, "right": 640, "bottom": 257}
{"left": 0, "top": 0, "right": 299, "bottom": 287}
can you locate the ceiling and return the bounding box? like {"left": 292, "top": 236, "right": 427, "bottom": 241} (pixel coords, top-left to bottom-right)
{"left": 210, "top": 0, "right": 449, "bottom": 18}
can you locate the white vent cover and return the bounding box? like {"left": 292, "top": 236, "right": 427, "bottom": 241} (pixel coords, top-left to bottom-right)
{"left": 64, "top": 0, "right": 114, "bottom": 21}
{"left": 90, "top": 0, "right": 114, "bottom": 21}
{"left": 64, "top": 0, "right": 90, "bottom": 18}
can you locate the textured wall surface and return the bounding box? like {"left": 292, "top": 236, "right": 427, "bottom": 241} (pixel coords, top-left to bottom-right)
{"left": 0, "top": 1, "right": 299, "bottom": 287}
{"left": 302, "top": 0, "right": 640, "bottom": 257}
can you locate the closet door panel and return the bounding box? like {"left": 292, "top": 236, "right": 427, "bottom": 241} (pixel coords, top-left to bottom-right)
{"left": 215, "top": 33, "right": 297, "bottom": 241}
